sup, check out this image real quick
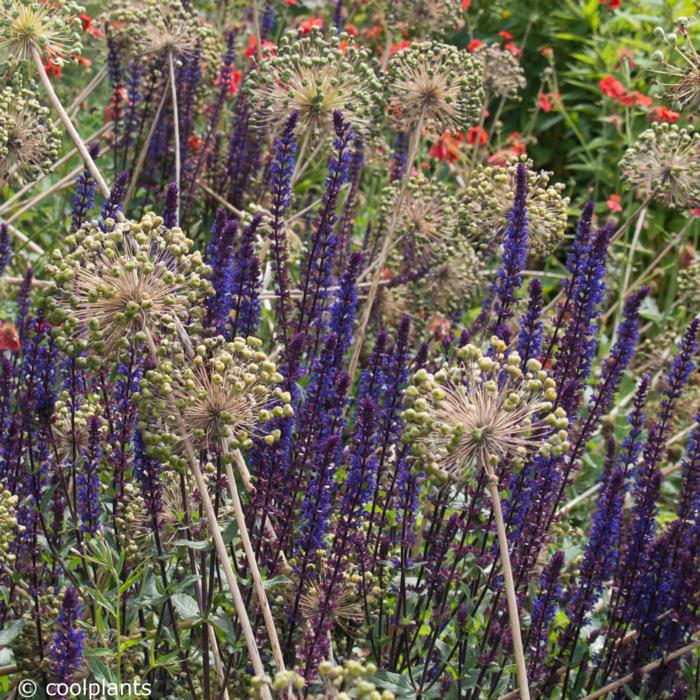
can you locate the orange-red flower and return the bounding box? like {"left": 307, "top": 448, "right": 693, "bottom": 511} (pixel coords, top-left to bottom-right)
{"left": 467, "top": 38, "right": 483, "bottom": 53}
{"left": 44, "top": 59, "right": 63, "bottom": 79}
{"left": 430, "top": 132, "right": 463, "bottom": 162}
{"left": 216, "top": 69, "right": 242, "bottom": 96}
{"left": 606, "top": 194, "right": 623, "bottom": 212}
{"left": 299, "top": 17, "right": 324, "bottom": 35}
{"left": 0, "top": 323, "right": 20, "bottom": 352}
{"left": 78, "top": 12, "right": 104, "bottom": 38}
{"left": 188, "top": 134, "right": 201, "bottom": 152}
{"left": 390, "top": 40, "right": 411, "bottom": 55}
{"left": 649, "top": 106, "right": 680, "bottom": 123}
{"left": 461, "top": 0, "right": 471, "bottom": 8}
{"left": 466, "top": 126, "right": 487, "bottom": 146}
{"left": 600, "top": 0, "right": 621, "bottom": 8}
{"left": 504, "top": 42, "right": 522, "bottom": 58}
{"left": 245, "top": 35, "right": 275, "bottom": 60}
{"left": 599, "top": 75, "right": 626, "bottom": 99}
{"left": 538, "top": 92, "right": 559, "bottom": 112}
{"left": 498, "top": 31, "right": 513, "bottom": 40}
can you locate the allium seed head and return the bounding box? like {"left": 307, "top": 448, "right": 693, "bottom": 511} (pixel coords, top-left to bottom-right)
{"left": 460, "top": 156, "right": 569, "bottom": 257}
{"left": 107, "top": 0, "right": 219, "bottom": 62}
{"left": 45, "top": 213, "right": 212, "bottom": 358}
{"left": 386, "top": 41, "right": 484, "bottom": 132}
{"left": 247, "top": 27, "right": 383, "bottom": 139}
{"left": 0, "top": 0, "right": 84, "bottom": 64}
{"left": 393, "top": 0, "right": 463, "bottom": 36}
{"left": 384, "top": 174, "right": 460, "bottom": 263}
{"left": 619, "top": 122, "right": 700, "bottom": 208}
{"left": 473, "top": 43, "right": 527, "bottom": 101}
{"left": 0, "top": 79, "right": 61, "bottom": 185}
{"left": 651, "top": 19, "right": 700, "bottom": 111}
{"left": 145, "top": 335, "right": 292, "bottom": 454}
{"left": 403, "top": 337, "right": 569, "bottom": 482}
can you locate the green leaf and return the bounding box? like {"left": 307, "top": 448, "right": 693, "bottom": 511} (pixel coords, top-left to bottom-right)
{"left": 171, "top": 593, "right": 201, "bottom": 620}
{"left": 0, "top": 620, "right": 24, "bottom": 647}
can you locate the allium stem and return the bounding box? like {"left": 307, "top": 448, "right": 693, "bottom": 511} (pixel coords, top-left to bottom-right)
{"left": 124, "top": 79, "right": 170, "bottom": 210}
{"left": 348, "top": 115, "right": 423, "bottom": 378}
{"left": 224, "top": 446, "right": 286, "bottom": 673}
{"left": 485, "top": 466, "right": 531, "bottom": 700}
{"left": 580, "top": 637, "right": 700, "bottom": 700}
{"left": 143, "top": 333, "right": 270, "bottom": 697}
{"left": 168, "top": 51, "right": 182, "bottom": 218}
{"left": 31, "top": 47, "right": 110, "bottom": 199}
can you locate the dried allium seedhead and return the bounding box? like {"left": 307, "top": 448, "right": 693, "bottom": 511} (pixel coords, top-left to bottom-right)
{"left": 420, "top": 246, "right": 483, "bottom": 317}
{"left": 144, "top": 335, "right": 293, "bottom": 455}
{"left": 474, "top": 43, "right": 527, "bottom": 100}
{"left": 403, "top": 337, "right": 569, "bottom": 482}
{"left": 651, "top": 19, "right": 700, "bottom": 111}
{"left": 0, "top": 80, "right": 61, "bottom": 185}
{"left": 394, "top": 0, "right": 462, "bottom": 36}
{"left": 386, "top": 41, "right": 484, "bottom": 131}
{"left": 619, "top": 122, "right": 700, "bottom": 208}
{"left": 0, "top": 487, "right": 19, "bottom": 563}
{"left": 0, "top": 0, "right": 84, "bottom": 64}
{"left": 45, "top": 213, "right": 212, "bottom": 358}
{"left": 384, "top": 175, "right": 460, "bottom": 262}
{"left": 247, "top": 27, "right": 383, "bottom": 139}
{"left": 678, "top": 256, "right": 700, "bottom": 312}
{"left": 107, "top": 0, "right": 218, "bottom": 61}
{"left": 461, "top": 157, "right": 569, "bottom": 257}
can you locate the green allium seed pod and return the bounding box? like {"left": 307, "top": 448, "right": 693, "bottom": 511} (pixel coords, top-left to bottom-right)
{"left": 0, "top": 0, "right": 84, "bottom": 64}
{"left": 141, "top": 335, "right": 292, "bottom": 458}
{"left": 678, "top": 256, "right": 700, "bottom": 311}
{"left": 0, "top": 78, "right": 61, "bottom": 185}
{"left": 386, "top": 41, "right": 484, "bottom": 131}
{"left": 619, "top": 122, "right": 700, "bottom": 208}
{"left": 473, "top": 43, "right": 527, "bottom": 101}
{"left": 402, "top": 337, "right": 569, "bottom": 482}
{"left": 43, "top": 213, "right": 213, "bottom": 358}
{"left": 460, "top": 155, "right": 569, "bottom": 257}
{"left": 0, "top": 487, "right": 20, "bottom": 563}
{"left": 246, "top": 27, "right": 384, "bottom": 139}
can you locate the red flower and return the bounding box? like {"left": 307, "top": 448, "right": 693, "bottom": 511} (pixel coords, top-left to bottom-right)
{"left": 188, "top": 134, "right": 201, "bottom": 152}
{"left": 0, "top": 323, "right": 20, "bottom": 352}
{"left": 430, "top": 132, "right": 463, "bottom": 162}
{"left": 600, "top": 0, "right": 621, "bottom": 8}
{"left": 540, "top": 47, "right": 554, "bottom": 59}
{"left": 599, "top": 75, "right": 626, "bottom": 99}
{"left": 245, "top": 35, "right": 275, "bottom": 60}
{"left": 78, "top": 12, "right": 104, "bottom": 38}
{"left": 627, "top": 91, "right": 652, "bottom": 108}
{"left": 606, "top": 194, "right": 623, "bottom": 212}
{"left": 498, "top": 31, "right": 513, "bottom": 40}
{"left": 467, "top": 38, "right": 483, "bottom": 53}
{"left": 74, "top": 54, "right": 92, "bottom": 68}
{"left": 504, "top": 42, "right": 522, "bottom": 58}
{"left": 649, "top": 106, "right": 680, "bottom": 123}
{"left": 43, "top": 59, "right": 63, "bottom": 79}
{"left": 538, "top": 92, "right": 559, "bottom": 112}
{"left": 461, "top": 0, "right": 471, "bottom": 8}
{"left": 345, "top": 23, "right": 358, "bottom": 37}
{"left": 691, "top": 208, "right": 700, "bottom": 217}
{"left": 466, "top": 126, "right": 487, "bottom": 146}
{"left": 216, "top": 69, "right": 242, "bottom": 96}
{"left": 390, "top": 40, "right": 411, "bottom": 55}
{"left": 299, "top": 17, "right": 323, "bottom": 35}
